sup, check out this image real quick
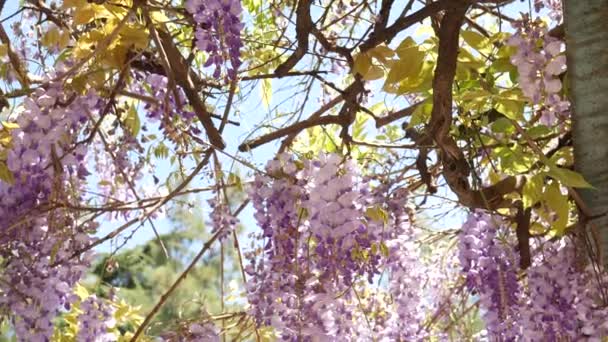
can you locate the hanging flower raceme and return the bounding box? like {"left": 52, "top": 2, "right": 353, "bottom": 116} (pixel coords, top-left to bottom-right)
{"left": 244, "top": 154, "right": 432, "bottom": 340}
{"left": 0, "top": 72, "right": 101, "bottom": 341}
{"left": 458, "top": 211, "right": 522, "bottom": 340}
{"left": 208, "top": 195, "right": 239, "bottom": 241}
{"left": 77, "top": 295, "right": 117, "bottom": 342}
{"left": 521, "top": 240, "right": 608, "bottom": 340}
{"left": 507, "top": 18, "right": 570, "bottom": 126}
{"left": 185, "top": 0, "right": 244, "bottom": 79}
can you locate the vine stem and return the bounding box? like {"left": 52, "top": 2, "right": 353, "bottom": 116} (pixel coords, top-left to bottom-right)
{"left": 130, "top": 228, "right": 224, "bottom": 341}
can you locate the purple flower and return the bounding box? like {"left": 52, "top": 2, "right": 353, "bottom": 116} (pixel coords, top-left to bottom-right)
{"left": 186, "top": 0, "right": 243, "bottom": 80}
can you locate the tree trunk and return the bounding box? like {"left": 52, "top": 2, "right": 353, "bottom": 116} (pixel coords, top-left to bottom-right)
{"left": 564, "top": 0, "right": 608, "bottom": 267}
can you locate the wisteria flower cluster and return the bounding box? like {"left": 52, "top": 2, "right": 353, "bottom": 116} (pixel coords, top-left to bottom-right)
{"left": 0, "top": 75, "right": 101, "bottom": 341}
{"left": 534, "top": 0, "right": 563, "bottom": 23}
{"left": 508, "top": 18, "right": 570, "bottom": 126}
{"left": 77, "top": 295, "right": 117, "bottom": 342}
{"left": 208, "top": 195, "right": 239, "bottom": 241}
{"left": 458, "top": 211, "right": 522, "bottom": 339}
{"left": 244, "top": 153, "right": 435, "bottom": 340}
{"left": 185, "top": 0, "right": 244, "bottom": 79}
{"left": 459, "top": 211, "right": 608, "bottom": 341}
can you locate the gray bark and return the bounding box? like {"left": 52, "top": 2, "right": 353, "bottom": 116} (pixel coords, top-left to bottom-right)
{"left": 564, "top": 0, "right": 608, "bottom": 266}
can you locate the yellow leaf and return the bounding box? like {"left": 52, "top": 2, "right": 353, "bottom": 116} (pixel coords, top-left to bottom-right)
{"left": 151, "top": 10, "right": 170, "bottom": 24}
{"left": 461, "top": 30, "right": 492, "bottom": 54}
{"left": 353, "top": 53, "right": 372, "bottom": 77}
{"left": 73, "top": 29, "right": 105, "bottom": 60}
{"left": 457, "top": 48, "right": 486, "bottom": 70}
{"left": 408, "top": 99, "right": 432, "bottom": 127}
{"left": 366, "top": 206, "right": 388, "bottom": 224}
{"left": 494, "top": 98, "right": 524, "bottom": 120}
{"left": 42, "top": 26, "right": 70, "bottom": 51}
{"left": 62, "top": 0, "right": 85, "bottom": 9}
{"left": 73, "top": 4, "right": 97, "bottom": 25}
{"left": 119, "top": 24, "right": 149, "bottom": 50}
{"left": 385, "top": 51, "right": 425, "bottom": 85}
{"left": 74, "top": 283, "right": 89, "bottom": 300}
{"left": 58, "top": 31, "right": 71, "bottom": 50}
{"left": 99, "top": 44, "right": 127, "bottom": 69}
{"left": 395, "top": 37, "right": 417, "bottom": 57}
{"left": 549, "top": 147, "right": 573, "bottom": 166}
{"left": 1, "top": 121, "right": 20, "bottom": 130}
{"left": 42, "top": 26, "right": 60, "bottom": 47}
{"left": 368, "top": 44, "right": 394, "bottom": 65}
{"left": 395, "top": 60, "right": 434, "bottom": 94}
{"left": 0, "top": 161, "right": 14, "bottom": 185}
{"left": 362, "top": 65, "right": 384, "bottom": 81}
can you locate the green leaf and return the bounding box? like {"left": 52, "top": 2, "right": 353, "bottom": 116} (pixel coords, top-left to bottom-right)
{"left": 495, "top": 145, "right": 533, "bottom": 174}
{"left": 353, "top": 113, "right": 369, "bottom": 140}
{"left": 408, "top": 100, "right": 432, "bottom": 127}
{"left": 491, "top": 117, "right": 514, "bottom": 134}
{"left": 527, "top": 125, "right": 552, "bottom": 139}
{"left": 366, "top": 206, "right": 388, "bottom": 224}
{"left": 522, "top": 174, "right": 544, "bottom": 208}
{"left": 49, "top": 241, "right": 62, "bottom": 266}
{"left": 547, "top": 167, "right": 594, "bottom": 188}
{"left": 549, "top": 147, "right": 573, "bottom": 166}
{"left": 124, "top": 106, "right": 140, "bottom": 137}
{"left": 494, "top": 99, "right": 524, "bottom": 120}
{"left": 0, "top": 161, "right": 14, "bottom": 185}
{"left": 491, "top": 57, "right": 517, "bottom": 73}
{"left": 153, "top": 143, "right": 169, "bottom": 159}
{"left": 544, "top": 181, "right": 570, "bottom": 236}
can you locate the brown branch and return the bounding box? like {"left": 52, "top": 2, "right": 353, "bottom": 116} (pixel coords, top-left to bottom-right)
{"left": 421, "top": 1, "right": 521, "bottom": 210}
{"left": 279, "top": 94, "right": 344, "bottom": 151}
{"left": 360, "top": 0, "right": 455, "bottom": 52}
{"left": 241, "top": 70, "right": 328, "bottom": 81}
{"left": 375, "top": 101, "right": 423, "bottom": 128}
{"left": 274, "top": 0, "right": 313, "bottom": 76}
{"left": 375, "top": 0, "right": 396, "bottom": 33}
{"left": 239, "top": 115, "right": 342, "bottom": 152}
{"left": 406, "top": 128, "right": 438, "bottom": 194}
{"left": 515, "top": 201, "right": 532, "bottom": 269}
{"left": 0, "top": 24, "right": 28, "bottom": 88}
{"left": 154, "top": 26, "right": 225, "bottom": 149}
